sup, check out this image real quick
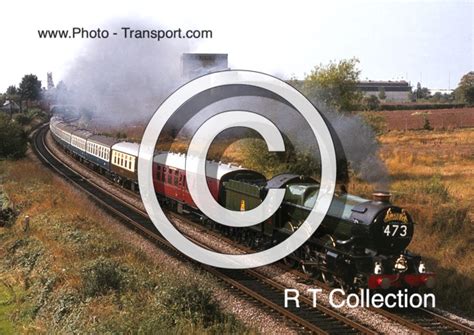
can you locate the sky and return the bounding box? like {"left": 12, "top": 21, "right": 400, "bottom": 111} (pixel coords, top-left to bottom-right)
{"left": 0, "top": 0, "right": 472, "bottom": 92}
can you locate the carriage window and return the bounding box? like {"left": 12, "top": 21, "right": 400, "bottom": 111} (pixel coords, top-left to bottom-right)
{"left": 168, "top": 172, "right": 172, "bottom": 184}
{"left": 157, "top": 166, "right": 162, "bottom": 180}
{"left": 174, "top": 176, "right": 178, "bottom": 186}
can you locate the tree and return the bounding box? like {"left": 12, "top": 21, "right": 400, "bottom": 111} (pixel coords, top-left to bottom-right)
{"left": 378, "top": 87, "right": 386, "bottom": 100}
{"left": 364, "top": 95, "right": 380, "bottom": 111}
{"left": 431, "top": 92, "right": 442, "bottom": 102}
{"left": 6, "top": 85, "right": 17, "bottom": 95}
{"left": 464, "top": 87, "right": 474, "bottom": 105}
{"left": 4, "top": 85, "right": 20, "bottom": 118}
{"left": 0, "top": 115, "right": 28, "bottom": 158}
{"left": 454, "top": 71, "right": 474, "bottom": 105}
{"left": 18, "top": 74, "right": 42, "bottom": 111}
{"left": 422, "top": 113, "right": 433, "bottom": 130}
{"left": 302, "top": 58, "right": 363, "bottom": 112}
{"left": 415, "top": 82, "right": 430, "bottom": 100}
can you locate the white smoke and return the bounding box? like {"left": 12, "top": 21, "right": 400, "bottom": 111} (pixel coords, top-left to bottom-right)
{"left": 59, "top": 19, "right": 190, "bottom": 124}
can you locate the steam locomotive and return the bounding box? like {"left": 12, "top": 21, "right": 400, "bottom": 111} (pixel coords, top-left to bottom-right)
{"left": 49, "top": 116, "right": 435, "bottom": 291}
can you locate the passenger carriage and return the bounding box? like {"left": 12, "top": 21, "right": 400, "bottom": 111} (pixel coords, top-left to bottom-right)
{"left": 85, "top": 135, "right": 117, "bottom": 172}
{"left": 111, "top": 142, "right": 140, "bottom": 190}
{"left": 70, "top": 129, "right": 93, "bottom": 160}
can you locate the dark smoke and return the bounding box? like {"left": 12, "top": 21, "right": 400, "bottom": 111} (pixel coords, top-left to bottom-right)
{"left": 316, "top": 102, "right": 390, "bottom": 190}
{"left": 172, "top": 95, "right": 390, "bottom": 190}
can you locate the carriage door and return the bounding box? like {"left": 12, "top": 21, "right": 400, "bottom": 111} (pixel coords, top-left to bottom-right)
{"left": 178, "top": 171, "right": 185, "bottom": 202}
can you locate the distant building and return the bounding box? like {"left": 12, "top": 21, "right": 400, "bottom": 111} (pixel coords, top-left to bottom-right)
{"left": 0, "top": 100, "right": 20, "bottom": 114}
{"left": 356, "top": 81, "right": 412, "bottom": 102}
{"left": 429, "top": 88, "right": 453, "bottom": 96}
{"left": 181, "top": 53, "right": 228, "bottom": 79}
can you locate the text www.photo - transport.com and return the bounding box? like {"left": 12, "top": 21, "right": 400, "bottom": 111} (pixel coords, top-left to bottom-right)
{"left": 37, "top": 27, "right": 213, "bottom": 41}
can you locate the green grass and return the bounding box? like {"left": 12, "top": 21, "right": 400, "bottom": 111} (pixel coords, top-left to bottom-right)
{"left": 0, "top": 159, "right": 254, "bottom": 333}
{"left": 0, "top": 284, "right": 16, "bottom": 334}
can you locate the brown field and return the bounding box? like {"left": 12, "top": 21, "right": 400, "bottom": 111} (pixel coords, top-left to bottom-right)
{"left": 380, "top": 107, "right": 474, "bottom": 131}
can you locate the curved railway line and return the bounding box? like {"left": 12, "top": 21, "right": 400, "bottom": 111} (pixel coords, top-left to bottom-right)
{"left": 31, "top": 123, "right": 473, "bottom": 334}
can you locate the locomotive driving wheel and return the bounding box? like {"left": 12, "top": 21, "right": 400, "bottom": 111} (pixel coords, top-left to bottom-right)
{"left": 282, "top": 221, "right": 299, "bottom": 268}
{"left": 283, "top": 253, "right": 298, "bottom": 268}
{"left": 319, "top": 234, "right": 339, "bottom": 286}
{"left": 300, "top": 244, "right": 317, "bottom": 276}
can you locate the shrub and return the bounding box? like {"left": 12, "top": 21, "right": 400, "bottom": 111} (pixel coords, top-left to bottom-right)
{"left": 360, "top": 111, "right": 387, "bottom": 135}
{"left": 424, "top": 175, "right": 449, "bottom": 202}
{"left": 423, "top": 114, "right": 433, "bottom": 130}
{"left": 0, "top": 115, "right": 28, "bottom": 159}
{"left": 380, "top": 103, "right": 465, "bottom": 110}
{"left": 430, "top": 204, "right": 469, "bottom": 235}
{"left": 162, "top": 283, "right": 223, "bottom": 327}
{"left": 364, "top": 95, "right": 380, "bottom": 111}
{"left": 81, "top": 258, "right": 124, "bottom": 297}
{"left": 14, "top": 113, "right": 32, "bottom": 126}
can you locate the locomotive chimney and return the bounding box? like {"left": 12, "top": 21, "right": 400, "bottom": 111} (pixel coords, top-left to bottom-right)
{"left": 372, "top": 191, "right": 392, "bottom": 203}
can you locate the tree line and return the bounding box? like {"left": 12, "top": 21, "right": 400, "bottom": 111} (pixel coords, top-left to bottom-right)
{"left": 290, "top": 60, "right": 474, "bottom": 112}
{"left": 0, "top": 74, "right": 44, "bottom": 159}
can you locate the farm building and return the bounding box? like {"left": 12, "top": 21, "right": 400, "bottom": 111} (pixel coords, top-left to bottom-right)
{"left": 356, "top": 81, "right": 412, "bottom": 102}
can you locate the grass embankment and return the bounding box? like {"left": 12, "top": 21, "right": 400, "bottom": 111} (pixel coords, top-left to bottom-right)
{"left": 0, "top": 159, "right": 251, "bottom": 333}
{"left": 351, "top": 129, "right": 473, "bottom": 317}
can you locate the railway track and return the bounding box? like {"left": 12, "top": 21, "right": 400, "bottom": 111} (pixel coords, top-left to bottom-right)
{"left": 31, "top": 123, "right": 474, "bottom": 334}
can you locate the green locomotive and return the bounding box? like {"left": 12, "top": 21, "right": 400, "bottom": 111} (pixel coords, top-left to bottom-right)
{"left": 223, "top": 174, "right": 434, "bottom": 291}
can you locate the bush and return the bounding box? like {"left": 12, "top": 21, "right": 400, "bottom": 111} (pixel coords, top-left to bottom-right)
{"left": 162, "top": 283, "right": 224, "bottom": 327}
{"left": 364, "top": 95, "right": 380, "bottom": 111}
{"left": 380, "top": 103, "right": 465, "bottom": 111}
{"left": 423, "top": 175, "right": 450, "bottom": 202}
{"left": 81, "top": 258, "right": 124, "bottom": 297}
{"left": 430, "top": 204, "right": 469, "bottom": 234}
{"left": 423, "top": 114, "right": 433, "bottom": 130}
{"left": 360, "top": 112, "right": 387, "bottom": 135}
{"left": 0, "top": 115, "right": 28, "bottom": 159}
{"left": 14, "top": 113, "right": 32, "bottom": 126}
{"left": 0, "top": 191, "right": 17, "bottom": 227}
